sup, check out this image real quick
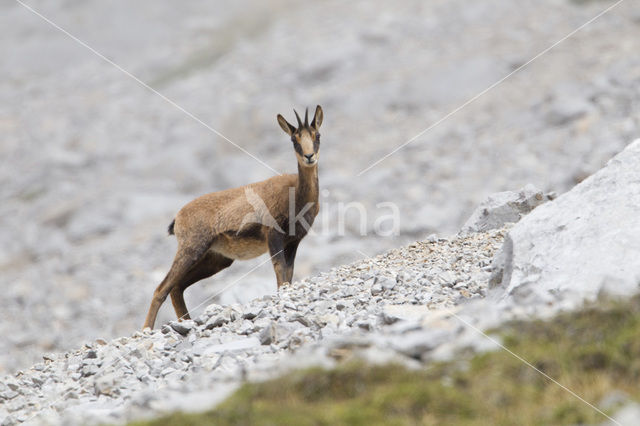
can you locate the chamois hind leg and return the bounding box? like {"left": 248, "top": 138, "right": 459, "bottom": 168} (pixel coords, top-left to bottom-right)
{"left": 142, "top": 243, "right": 210, "bottom": 330}
{"left": 170, "top": 251, "right": 233, "bottom": 321}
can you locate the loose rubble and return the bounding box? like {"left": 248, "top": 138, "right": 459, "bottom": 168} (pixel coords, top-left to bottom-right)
{"left": 0, "top": 229, "right": 505, "bottom": 425}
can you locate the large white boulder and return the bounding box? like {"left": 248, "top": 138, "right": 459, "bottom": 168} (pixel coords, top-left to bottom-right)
{"left": 492, "top": 139, "right": 640, "bottom": 304}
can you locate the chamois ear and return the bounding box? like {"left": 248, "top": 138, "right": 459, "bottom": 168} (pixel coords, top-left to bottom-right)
{"left": 277, "top": 114, "right": 296, "bottom": 136}
{"left": 311, "top": 105, "right": 323, "bottom": 130}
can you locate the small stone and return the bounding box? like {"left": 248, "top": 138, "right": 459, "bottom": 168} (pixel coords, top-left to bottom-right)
{"left": 94, "top": 373, "right": 119, "bottom": 396}
{"left": 237, "top": 320, "right": 256, "bottom": 335}
{"left": 160, "top": 367, "right": 175, "bottom": 377}
{"left": 316, "top": 314, "right": 339, "bottom": 327}
{"left": 376, "top": 276, "right": 396, "bottom": 291}
{"left": 258, "top": 322, "right": 276, "bottom": 345}
{"left": 437, "top": 271, "right": 455, "bottom": 287}
{"left": 205, "top": 312, "right": 231, "bottom": 329}
{"left": 42, "top": 353, "right": 57, "bottom": 362}
{"left": 357, "top": 321, "right": 372, "bottom": 331}
{"left": 170, "top": 320, "right": 194, "bottom": 336}
{"left": 81, "top": 364, "right": 99, "bottom": 377}
{"left": 242, "top": 304, "right": 263, "bottom": 320}
{"left": 284, "top": 302, "right": 298, "bottom": 311}
{"left": 0, "top": 390, "right": 19, "bottom": 400}
{"left": 371, "top": 283, "right": 383, "bottom": 296}
{"left": 203, "top": 304, "right": 223, "bottom": 317}
{"left": 288, "top": 313, "right": 313, "bottom": 327}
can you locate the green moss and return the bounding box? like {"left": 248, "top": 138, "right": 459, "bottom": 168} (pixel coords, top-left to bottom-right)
{"left": 131, "top": 295, "right": 640, "bottom": 426}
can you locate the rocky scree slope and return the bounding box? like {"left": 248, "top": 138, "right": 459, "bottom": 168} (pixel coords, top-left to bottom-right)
{"left": 0, "top": 228, "right": 506, "bottom": 425}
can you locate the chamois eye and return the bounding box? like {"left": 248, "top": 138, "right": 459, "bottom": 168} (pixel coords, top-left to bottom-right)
{"left": 315, "top": 133, "right": 320, "bottom": 142}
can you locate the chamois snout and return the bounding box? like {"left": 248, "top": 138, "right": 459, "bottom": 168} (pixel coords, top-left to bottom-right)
{"left": 295, "top": 131, "right": 318, "bottom": 168}
{"left": 304, "top": 153, "right": 315, "bottom": 165}
{"left": 277, "top": 105, "right": 323, "bottom": 168}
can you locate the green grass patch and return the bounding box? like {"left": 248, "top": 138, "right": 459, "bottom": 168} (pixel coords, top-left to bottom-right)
{"left": 131, "top": 295, "right": 640, "bottom": 426}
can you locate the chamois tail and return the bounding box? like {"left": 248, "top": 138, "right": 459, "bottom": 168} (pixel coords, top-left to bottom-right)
{"left": 167, "top": 219, "right": 175, "bottom": 236}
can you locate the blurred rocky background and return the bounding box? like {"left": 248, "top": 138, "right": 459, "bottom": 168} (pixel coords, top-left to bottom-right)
{"left": 0, "top": 0, "right": 638, "bottom": 373}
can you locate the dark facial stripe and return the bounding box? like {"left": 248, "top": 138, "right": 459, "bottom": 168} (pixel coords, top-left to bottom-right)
{"left": 293, "top": 141, "right": 303, "bottom": 155}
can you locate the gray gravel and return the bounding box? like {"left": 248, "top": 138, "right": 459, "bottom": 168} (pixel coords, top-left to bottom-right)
{"left": 0, "top": 228, "right": 505, "bottom": 425}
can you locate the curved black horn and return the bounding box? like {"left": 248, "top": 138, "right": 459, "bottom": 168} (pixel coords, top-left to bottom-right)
{"left": 304, "top": 107, "right": 309, "bottom": 127}
{"left": 294, "top": 109, "right": 302, "bottom": 128}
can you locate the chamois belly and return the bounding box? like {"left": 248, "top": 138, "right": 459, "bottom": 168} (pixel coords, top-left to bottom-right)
{"left": 211, "top": 235, "right": 268, "bottom": 260}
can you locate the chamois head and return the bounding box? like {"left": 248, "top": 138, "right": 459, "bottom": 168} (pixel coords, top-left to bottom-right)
{"left": 277, "top": 105, "right": 323, "bottom": 168}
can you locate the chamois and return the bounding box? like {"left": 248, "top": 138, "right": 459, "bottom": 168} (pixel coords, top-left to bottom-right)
{"left": 142, "top": 105, "right": 323, "bottom": 329}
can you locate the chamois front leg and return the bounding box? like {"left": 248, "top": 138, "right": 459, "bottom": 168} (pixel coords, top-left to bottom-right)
{"left": 283, "top": 240, "right": 299, "bottom": 285}
{"left": 267, "top": 230, "right": 288, "bottom": 288}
